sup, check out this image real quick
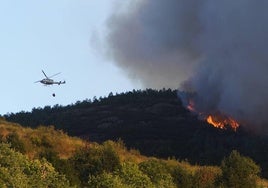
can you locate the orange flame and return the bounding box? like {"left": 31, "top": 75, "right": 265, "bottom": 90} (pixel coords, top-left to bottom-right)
{"left": 185, "top": 98, "right": 239, "bottom": 131}
{"left": 206, "top": 114, "right": 239, "bottom": 131}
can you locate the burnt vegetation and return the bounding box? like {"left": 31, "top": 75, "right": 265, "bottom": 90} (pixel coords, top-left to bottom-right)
{"left": 3, "top": 89, "right": 268, "bottom": 178}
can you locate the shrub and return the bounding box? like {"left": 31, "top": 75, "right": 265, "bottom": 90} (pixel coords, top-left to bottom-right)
{"left": 171, "top": 165, "right": 194, "bottom": 188}
{"left": 193, "top": 166, "right": 221, "bottom": 188}
{"left": 6, "top": 132, "right": 26, "bottom": 153}
{"left": 88, "top": 172, "right": 128, "bottom": 188}
{"left": 71, "top": 141, "right": 121, "bottom": 186}
{"left": 220, "top": 150, "right": 260, "bottom": 188}
{"left": 139, "top": 159, "right": 176, "bottom": 187}
{"left": 115, "top": 162, "right": 154, "bottom": 188}
{"left": 0, "top": 143, "right": 71, "bottom": 188}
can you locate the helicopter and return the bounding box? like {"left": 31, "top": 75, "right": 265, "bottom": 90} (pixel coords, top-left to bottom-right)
{"left": 35, "top": 70, "right": 66, "bottom": 85}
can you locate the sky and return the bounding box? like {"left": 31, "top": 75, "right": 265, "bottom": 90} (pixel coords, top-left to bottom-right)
{"left": 0, "top": 0, "right": 142, "bottom": 115}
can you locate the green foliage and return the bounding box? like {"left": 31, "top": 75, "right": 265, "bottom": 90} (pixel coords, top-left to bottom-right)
{"left": 171, "top": 165, "right": 194, "bottom": 188}
{"left": 193, "top": 166, "right": 221, "bottom": 188}
{"left": 220, "top": 150, "right": 260, "bottom": 188}
{"left": 0, "top": 143, "right": 71, "bottom": 188}
{"left": 71, "top": 141, "right": 121, "bottom": 186}
{"left": 6, "top": 132, "right": 26, "bottom": 153}
{"left": 114, "top": 162, "right": 154, "bottom": 188}
{"left": 88, "top": 172, "right": 128, "bottom": 188}
{"left": 0, "top": 120, "right": 266, "bottom": 187}
{"left": 39, "top": 149, "right": 81, "bottom": 186}
{"left": 139, "top": 159, "right": 176, "bottom": 187}
{"left": 101, "top": 141, "right": 122, "bottom": 172}
{"left": 88, "top": 162, "right": 156, "bottom": 188}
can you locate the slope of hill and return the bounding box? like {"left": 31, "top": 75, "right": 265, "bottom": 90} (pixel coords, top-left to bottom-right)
{"left": 0, "top": 118, "right": 85, "bottom": 159}
{"left": 3, "top": 89, "right": 268, "bottom": 178}
{"left": 0, "top": 119, "right": 267, "bottom": 187}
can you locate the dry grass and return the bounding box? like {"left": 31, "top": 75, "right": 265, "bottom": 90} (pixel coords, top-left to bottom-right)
{"left": 0, "top": 120, "right": 85, "bottom": 159}
{"left": 257, "top": 178, "right": 268, "bottom": 188}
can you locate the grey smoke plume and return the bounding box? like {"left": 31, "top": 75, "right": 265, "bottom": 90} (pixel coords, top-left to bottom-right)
{"left": 106, "top": 0, "right": 202, "bottom": 88}
{"left": 105, "top": 0, "right": 268, "bottom": 133}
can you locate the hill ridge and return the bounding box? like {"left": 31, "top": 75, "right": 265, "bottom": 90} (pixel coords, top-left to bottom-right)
{"left": 3, "top": 88, "right": 268, "bottom": 178}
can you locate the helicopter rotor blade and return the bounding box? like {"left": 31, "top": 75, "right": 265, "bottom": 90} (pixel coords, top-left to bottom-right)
{"left": 42, "top": 70, "right": 49, "bottom": 79}
{"left": 48, "top": 72, "right": 61, "bottom": 78}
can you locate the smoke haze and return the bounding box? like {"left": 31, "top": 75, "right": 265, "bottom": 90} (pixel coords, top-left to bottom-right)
{"left": 105, "top": 0, "right": 268, "bottom": 133}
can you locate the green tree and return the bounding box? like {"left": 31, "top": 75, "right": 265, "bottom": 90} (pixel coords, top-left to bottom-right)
{"left": 71, "top": 141, "right": 121, "bottom": 186}
{"left": 88, "top": 172, "right": 128, "bottom": 188}
{"left": 220, "top": 150, "right": 260, "bottom": 188}
{"left": 6, "top": 132, "right": 26, "bottom": 153}
{"left": 171, "top": 165, "right": 193, "bottom": 188}
{"left": 139, "top": 159, "right": 176, "bottom": 188}
{"left": 0, "top": 143, "right": 71, "bottom": 188}
{"left": 193, "top": 166, "right": 221, "bottom": 188}
{"left": 40, "top": 150, "right": 80, "bottom": 187}
{"left": 88, "top": 162, "right": 153, "bottom": 188}
{"left": 115, "top": 162, "right": 153, "bottom": 188}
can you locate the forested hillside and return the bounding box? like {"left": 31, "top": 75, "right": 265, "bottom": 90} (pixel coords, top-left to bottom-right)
{"left": 0, "top": 119, "right": 267, "bottom": 187}
{"left": 3, "top": 89, "right": 268, "bottom": 178}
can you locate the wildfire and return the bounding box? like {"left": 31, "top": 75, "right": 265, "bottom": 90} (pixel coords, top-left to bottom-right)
{"left": 187, "top": 99, "right": 196, "bottom": 112}
{"left": 206, "top": 114, "right": 239, "bottom": 131}
{"left": 184, "top": 96, "right": 239, "bottom": 131}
